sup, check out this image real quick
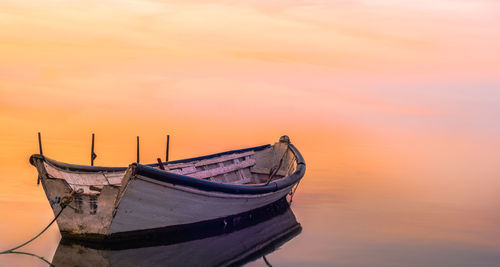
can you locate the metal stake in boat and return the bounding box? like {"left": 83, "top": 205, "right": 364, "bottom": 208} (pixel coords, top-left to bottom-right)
{"left": 91, "top": 133, "right": 97, "bottom": 166}
{"left": 36, "top": 132, "right": 43, "bottom": 185}
{"left": 166, "top": 134, "right": 170, "bottom": 162}
{"left": 157, "top": 158, "right": 165, "bottom": 170}
{"left": 38, "top": 132, "right": 43, "bottom": 155}
{"left": 137, "top": 136, "right": 140, "bottom": 163}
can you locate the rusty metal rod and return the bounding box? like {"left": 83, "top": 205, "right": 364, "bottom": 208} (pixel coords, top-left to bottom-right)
{"left": 38, "top": 132, "right": 43, "bottom": 155}
{"left": 91, "top": 133, "right": 95, "bottom": 166}
{"left": 166, "top": 135, "right": 170, "bottom": 162}
{"left": 37, "top": 132, "right": 42, "bottom": 185}
{"left": 137, "top": 136, "right": 140, "bottom": 163}
{"left": 157, "top": 158, "right": 165, "bottom": 170}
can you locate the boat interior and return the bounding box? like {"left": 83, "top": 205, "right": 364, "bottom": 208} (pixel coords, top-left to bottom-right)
{"left": 41, "top": 139, "right": 298, "bottom": 195}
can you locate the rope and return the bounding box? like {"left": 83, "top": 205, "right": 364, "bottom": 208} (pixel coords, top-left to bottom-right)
{"left": 265, "top": 144, "right": 289, "bottom": 185}
{"left": 285, "top": 153, "right": 296, "bottom": 176}
{"left": 0, "top": 187, "right": 76, "bottom": 266}
{"left": 4, "top": 251, "right": 55, "bottom": 267}
{"left": 0, "top": 205, "right": 66, "bottom": 254}
{"left": 288, "top": 180, "right": 301, "bottom": 205}
{"left": 263, "top": 255, "right": 273, "bottom": 267}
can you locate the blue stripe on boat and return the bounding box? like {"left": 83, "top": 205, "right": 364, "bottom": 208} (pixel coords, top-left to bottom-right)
{"left": 134, "top": 143, "right": 306, "bottom": 195}
{"left": 135, "top": 164, "right": 279, "bottom": 194}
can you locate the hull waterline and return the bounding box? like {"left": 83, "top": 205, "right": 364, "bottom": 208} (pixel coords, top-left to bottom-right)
{"left": 29, "top": 137, "right": 306, "bottom": 240}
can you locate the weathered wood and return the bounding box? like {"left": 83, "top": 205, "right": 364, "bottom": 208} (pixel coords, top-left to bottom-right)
{"left": 29, "top": 137, "right": 305, "bottom": 239}
{"left": 251, "top": 142, "right": 289, "bottom": 181}
{"left": 43, "top": 162, "right": 125, "bottom": 193}
{"left": 218, "top": 162, "right": 229, "bottom": 183}
{"left": 163, "top": 161, "right": 195, "bottom": 170}
{"left": 195, "top": 151, "right": 254, "bottom": 167}
{"left": 250, "top": 167, "right": 288, "bottom": 177}
{"left": 159, "top": 151, "right": 270, "bottom": 183}
{"left": 233, "top": 158, "right": 250, "bottom": 184}
{"left": 168, "top": 166, "right": 196, "bottom": 175}
{"left": 90, "top": 185, "right": 102, "bottom": 192}
{"left": 189, "top": 158, "right": 256, "bottom": 179}
{"left": 266, "top": 145, "right": 289, "bottom": 185}
{"left": 40, "top": 176, "right": 120, "bottom": 235}
{"left": 103, "top": 172, "right": 123, "bottom": 185}
{"left": 165, "top": 151, "right": 255, "bottom": 171}
{"left": 168, "top": 156, "right": 256, "bottom": 178}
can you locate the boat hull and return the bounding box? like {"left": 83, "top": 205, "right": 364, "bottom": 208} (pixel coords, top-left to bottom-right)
{"left": 108, "top": 176, "right": 295, "bottom": 234}
{"left": 30, "top": 139, "right": 306, "bottom": 241}
{"left": 53, "top": 199, "right": 301, "bottom": 266}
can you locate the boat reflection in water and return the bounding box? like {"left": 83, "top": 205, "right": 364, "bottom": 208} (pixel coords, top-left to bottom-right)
{"left": 52, "top": 198, "right": 301, "bottom": 266}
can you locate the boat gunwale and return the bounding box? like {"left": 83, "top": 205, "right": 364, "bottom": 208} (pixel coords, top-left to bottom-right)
{"left": 29, "top": 144, "right": 271, "bottom": 173}
{"left": 30, "top": 143, "right": 306, "bottom": 195}
{"left": 133, "top": 143, "right": 306, "bottom": 195}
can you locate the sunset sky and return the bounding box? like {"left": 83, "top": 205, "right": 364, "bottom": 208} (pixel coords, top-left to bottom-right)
{"left": 1, "top": 1, "right": 500, "bottom": 265}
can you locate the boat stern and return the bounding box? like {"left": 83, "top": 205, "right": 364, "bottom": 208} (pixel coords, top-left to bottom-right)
{"left": 30, "top": 154, "right": 128, "bottom": 238}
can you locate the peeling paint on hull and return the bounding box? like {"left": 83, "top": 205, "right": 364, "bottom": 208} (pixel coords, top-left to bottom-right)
{"left": 29, "top": 138, "right": 305, "bottom": 240}
{"left": 53, "top": 200, "right": 301, "bottom": 266}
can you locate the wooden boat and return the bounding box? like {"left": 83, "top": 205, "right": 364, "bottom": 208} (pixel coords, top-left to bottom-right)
{"left": 52, "top": 199, "right": 301, "bottom": 266}
{"left": 29, "top": 136, "right": 305, "bottom": 241}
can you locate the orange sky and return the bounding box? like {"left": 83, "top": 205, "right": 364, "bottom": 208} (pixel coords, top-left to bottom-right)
{"left": 1, "top": 0, "right": 500, "bottom": 201}
{"left": 1, "top": 0, "right": 499, "bottom": 192}
{"left": 1, "top": 2, "right": 500, "bottom": 262}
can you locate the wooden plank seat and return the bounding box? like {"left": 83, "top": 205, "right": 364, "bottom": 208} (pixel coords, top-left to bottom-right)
{"left": 164, "top": 151, "right": 254, "bottom": 170}
{"left": 165, "top": 151, "right": 257, "bottom": 180}
{"left": 250, "top": 167, "right": 288, "bottom": 177}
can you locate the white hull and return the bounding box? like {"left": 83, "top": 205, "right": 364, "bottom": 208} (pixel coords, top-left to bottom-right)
{"left": 52, "top": 204, "right": 301, "bottom": 267}
{"left": 29, "top": 136, "right": 305, "bottom": 240}
{"left": 109, "top": 176, "right": 294, "bottom": 233}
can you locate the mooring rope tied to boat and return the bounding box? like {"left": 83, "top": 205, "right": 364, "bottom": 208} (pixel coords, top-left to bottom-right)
{"left": 263, "top": 255, "right": 273, "bottom": 267}
{"left": 5, "top": 251, "right": 55, "bottom": 267}
{"left": 0, "top": 205, "right": 66, "bottom": 254}
{"left": 285, "top": 153, "right": 296, "bottom": 176}
{"left": 26, "top": 136, "right": 305, "bottom": 249}
{"left": 0, "top": 189, "right": 78, "bottom": 267}
{"left": 289, "top": 180, "right": 301, "bottom": 205}
{"left": 265, "top": 144, "right": 290, "bottom": 185}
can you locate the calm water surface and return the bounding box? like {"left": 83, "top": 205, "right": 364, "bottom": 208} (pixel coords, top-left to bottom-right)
{"left": 1, "top": 147, "right": 500, "bottom": 267}
{"left": 1, "top": 0, "right": 500, "bottom": 266}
